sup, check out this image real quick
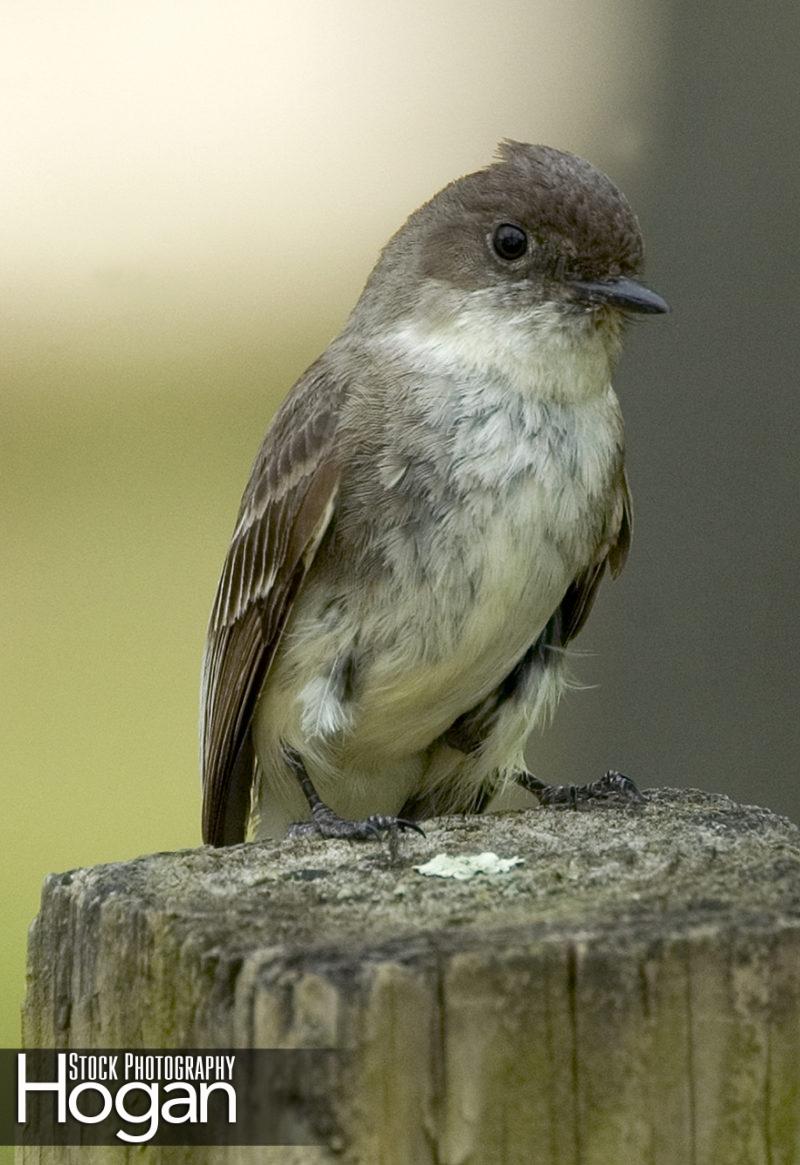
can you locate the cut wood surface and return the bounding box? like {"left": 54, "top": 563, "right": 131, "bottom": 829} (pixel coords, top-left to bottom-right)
{"left": 21, "top": 788, "right": 800, "bottom": 1164}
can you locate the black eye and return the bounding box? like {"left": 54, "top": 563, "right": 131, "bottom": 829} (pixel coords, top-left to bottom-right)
{"left": 492, "top": 223, "right": 528, "bottom": 261}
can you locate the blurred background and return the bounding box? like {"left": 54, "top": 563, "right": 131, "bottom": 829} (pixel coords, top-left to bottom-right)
{"left": 2, "top": 0, "right": 799, "bottom": 1059}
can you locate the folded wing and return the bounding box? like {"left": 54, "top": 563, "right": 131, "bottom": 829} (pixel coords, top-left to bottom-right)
{"left": 200, "top": 360, "right": 343, "bottom": 845}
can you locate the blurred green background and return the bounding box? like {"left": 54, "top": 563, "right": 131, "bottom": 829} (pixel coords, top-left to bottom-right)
{"left": 2, "top": 0, "right": 798, "bottom": 1074}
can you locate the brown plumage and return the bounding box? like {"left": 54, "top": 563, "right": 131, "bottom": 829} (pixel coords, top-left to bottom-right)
{"left": 201, "top": 362, "right": 343, "bottom": 844}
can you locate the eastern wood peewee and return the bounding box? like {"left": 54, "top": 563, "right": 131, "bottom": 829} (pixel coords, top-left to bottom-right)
{"left": 200, "top": 141, "right": 668, "bottom": 846}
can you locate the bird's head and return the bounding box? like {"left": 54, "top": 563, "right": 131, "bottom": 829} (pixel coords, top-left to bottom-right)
{"left": 352, "top": 141, "right": 668, "bottom": 368}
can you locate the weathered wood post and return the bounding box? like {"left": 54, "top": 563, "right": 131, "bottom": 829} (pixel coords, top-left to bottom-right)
{"left": 21, "top": 789, "right": 800, "bottom": 1164}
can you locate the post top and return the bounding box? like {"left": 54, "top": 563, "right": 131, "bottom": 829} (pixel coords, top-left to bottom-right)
{"left": 42, "top": 789, "right": 800, "bottom": 973}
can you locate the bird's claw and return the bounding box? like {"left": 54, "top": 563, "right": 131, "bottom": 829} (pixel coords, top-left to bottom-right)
{"left": 288, "top": 808, "right": 426, "bottom": 841}
{"left": 366, "top": 814, "right": 426, "bottom": 837}
{"left": 518, "top": 768, "right": 644, "bottom": 809}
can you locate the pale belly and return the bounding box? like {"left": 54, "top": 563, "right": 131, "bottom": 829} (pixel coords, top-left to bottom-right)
{"left": 254, "top": 469, "right": 592, "bottom": 773}
{"left": 339, "top": 534, "right": 570, "bottom": 757}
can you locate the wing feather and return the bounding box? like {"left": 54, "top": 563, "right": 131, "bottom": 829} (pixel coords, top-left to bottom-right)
{"left": 560, "top": 470, "right": 632, "bottom": 642}
{"left": 200, "top": 360, "right": 344, "bottom": 845}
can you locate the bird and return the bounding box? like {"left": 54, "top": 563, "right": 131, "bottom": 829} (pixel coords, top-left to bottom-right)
{"left": 200, "top": 140, "right": 668, "bottom": 846}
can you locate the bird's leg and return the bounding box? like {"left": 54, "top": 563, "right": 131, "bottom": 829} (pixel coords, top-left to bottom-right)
{"left": 516, "top": 768, "right": 644, "bottom": 809}
{"left": 283, "top": 746, "right": 425, "bottom": 841}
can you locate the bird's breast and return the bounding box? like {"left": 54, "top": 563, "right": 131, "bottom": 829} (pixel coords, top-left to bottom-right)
{"left": 269, "top": 386, "right": 623, "bottom": 758}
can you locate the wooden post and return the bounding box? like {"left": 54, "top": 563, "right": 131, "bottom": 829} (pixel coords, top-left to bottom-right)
{"left": 21, "top": 789, "right": 800, "bottom": 1164}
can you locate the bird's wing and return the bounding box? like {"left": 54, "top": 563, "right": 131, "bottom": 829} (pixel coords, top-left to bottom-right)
{"left": 200, "top": 360, "right": 344, "bottom": 846}
{"left": 441, "top": 471, "right": 633, "bottom": 758}
{"left": 558, "top": 469, "right": 632, "bottom": 643}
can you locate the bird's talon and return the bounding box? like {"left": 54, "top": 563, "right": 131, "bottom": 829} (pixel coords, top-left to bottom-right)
{"left": 517, "top": 768, "right": 643, "bottom": 808}
{"left": 400, "top": 819, "right": 426, "bottom": 837}
{"left": 288, "top": 806, "right": 424, "bottom": 843}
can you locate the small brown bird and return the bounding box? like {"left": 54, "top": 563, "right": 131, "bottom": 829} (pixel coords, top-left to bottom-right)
{"left": 200, "top": 141, "right": 668, "bottom": 846}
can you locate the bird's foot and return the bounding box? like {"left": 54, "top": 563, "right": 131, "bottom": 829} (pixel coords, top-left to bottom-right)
{"left": 517, "top": 768, "right": 644, "bottom": 809}
{"left": 288, "top": 805, "right": 425, "bottom": 842}
{"left": 282, "top": 742, "right": 425, "bottom": 844}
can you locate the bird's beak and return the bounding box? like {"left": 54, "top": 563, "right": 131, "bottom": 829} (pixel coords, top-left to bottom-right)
{"left": 568, "top": 276, "right": 670, "bottom": 315}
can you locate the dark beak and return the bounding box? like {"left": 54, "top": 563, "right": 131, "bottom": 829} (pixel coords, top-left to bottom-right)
{"left": 569, "top": 276, "right": 670, "bottom": 315}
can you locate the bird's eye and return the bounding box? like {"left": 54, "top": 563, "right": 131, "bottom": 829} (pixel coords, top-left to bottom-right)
{"left": 492, "top": 223, "right": 528, "bottom": 261}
